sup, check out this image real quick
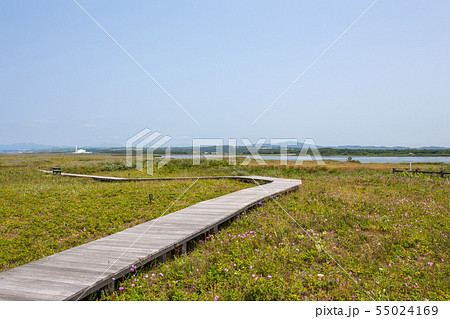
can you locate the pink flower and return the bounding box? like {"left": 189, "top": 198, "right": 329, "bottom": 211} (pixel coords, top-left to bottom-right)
{"left": 267, "top": 275, "right": 272, "bottom": 279}
{"left": 214, "top": 295, "right": 219, "bottom": 301}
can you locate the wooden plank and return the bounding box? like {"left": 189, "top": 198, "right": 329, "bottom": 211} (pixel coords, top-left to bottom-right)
{"left": 0, "top": 276, "right": 86, "bottom": 296}
{"left": 15, "top": 263, "right": 110, "bottom": 280}
{"left": 0, "top": 290, "right": 62, "bottom": 301}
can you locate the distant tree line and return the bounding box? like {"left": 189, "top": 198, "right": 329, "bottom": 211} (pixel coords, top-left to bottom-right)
{"left": 66, "top": 146, "right": 450, "bottom": 157}
{"left": 309, "top": 148, "right": 450, "bottom": 157}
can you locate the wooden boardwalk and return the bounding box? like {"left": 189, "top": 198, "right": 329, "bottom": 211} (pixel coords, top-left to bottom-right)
{"left": 0, "top": 174, "right": 301, "bottom": 300}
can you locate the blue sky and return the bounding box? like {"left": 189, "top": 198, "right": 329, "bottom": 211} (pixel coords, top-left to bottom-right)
{"left": 1, "top": 0, "right": 449, "bottom": 147}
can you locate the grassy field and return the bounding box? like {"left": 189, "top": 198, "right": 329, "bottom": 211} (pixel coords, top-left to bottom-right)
{"left": 1, "top": 154, "right": 449, "bottom": 300}
{"left": 0, "top": 154, "right": 250, "bottom": 271}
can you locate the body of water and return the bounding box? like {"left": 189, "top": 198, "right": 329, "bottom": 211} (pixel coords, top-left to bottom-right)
{"left": 165, "top": 155, "right": 450, "bottom": 164}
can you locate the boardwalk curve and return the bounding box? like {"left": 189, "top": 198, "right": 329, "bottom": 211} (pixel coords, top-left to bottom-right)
{"left": 0, "top": 173, "right": 301, "bottom": 300}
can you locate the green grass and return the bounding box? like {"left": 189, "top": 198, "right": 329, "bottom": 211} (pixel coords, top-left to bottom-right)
{"left": 0, "top": 155, "right": 250, "bottom": 271}
{"left": 1, "top": 154, "right": 449, "bottom": 301}
{"left": 97, "top": 163, "right": 449, "bottom": 301}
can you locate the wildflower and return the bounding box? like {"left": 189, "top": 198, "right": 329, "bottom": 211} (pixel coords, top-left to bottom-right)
{"left": 159, "top": 273, "right": 164, "bottom": 276}
{"left": 318, "top": 274, "right": 324, "bottom": 277}
{"left": 267, "top": 275, "right": 272, "bottom": 279}
{"left": 214, "top": 295, "right": 219, "bottom": 301}
{"left": 351, "top": 295, "right": 355, "bottom": 299}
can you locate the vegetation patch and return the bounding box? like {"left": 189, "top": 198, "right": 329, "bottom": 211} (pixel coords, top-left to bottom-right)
{"left": 0, "top": 155, "right": 250, "bottom": 272}
{"left": 1, "top": 154, "right": 448, "bottom": 301}
{"left": 98, "top": 164, "right": 449, "bottom": 300}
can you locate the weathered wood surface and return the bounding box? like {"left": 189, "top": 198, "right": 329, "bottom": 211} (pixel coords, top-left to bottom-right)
{"left": 0, "top": 174, "right": 301, "bottom": 300}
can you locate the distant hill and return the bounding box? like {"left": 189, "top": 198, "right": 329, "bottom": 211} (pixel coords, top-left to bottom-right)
{"left": 268, "top": 141, "right": 448, "bottom": 150}
{"left": 0, "top": 142, "right": 449, "bottom": 154}
{"left": 0, "top": 143, "right": 56, "bottom": 152}
{"left": 322, "top": 145, "right": 448, "bottom": 150}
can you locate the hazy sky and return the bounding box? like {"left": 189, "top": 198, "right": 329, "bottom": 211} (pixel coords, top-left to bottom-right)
{"left": 1, "top": 1, "right": 449, "bottom": 147}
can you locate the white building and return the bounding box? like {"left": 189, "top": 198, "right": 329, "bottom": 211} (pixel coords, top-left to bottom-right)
{"left": 74, "top": 145, "right": 92, "bottom": 154}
